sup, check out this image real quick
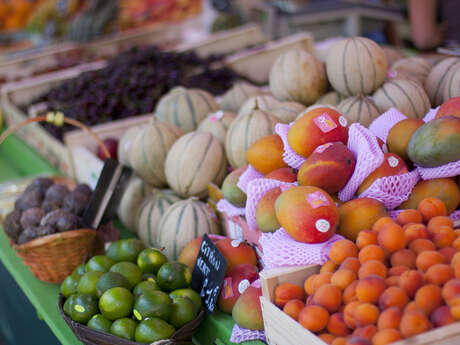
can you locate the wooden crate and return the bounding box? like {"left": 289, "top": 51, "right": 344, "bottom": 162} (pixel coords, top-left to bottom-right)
{"left": 259, "top": 265, "right": 460, "bottom": 345}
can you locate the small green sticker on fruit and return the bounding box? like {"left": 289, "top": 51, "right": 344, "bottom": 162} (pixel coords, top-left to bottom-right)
{"left": 134, "top": 309, "right": 142, "bottom": 320}
{"left": 74, "top": 305, "right": 85, "bottom": 313}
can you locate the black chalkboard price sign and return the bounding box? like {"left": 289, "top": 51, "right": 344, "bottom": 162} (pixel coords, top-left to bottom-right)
{"left": 191, "top": 234, "right": 227, "bottom": 313}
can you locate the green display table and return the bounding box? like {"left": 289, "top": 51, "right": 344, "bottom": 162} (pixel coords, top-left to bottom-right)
{"left": 0, "top": 133, "right": 264, "bottom": 345}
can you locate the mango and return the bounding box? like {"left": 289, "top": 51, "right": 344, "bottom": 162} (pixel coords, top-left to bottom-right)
{"left": 387, "top": 118, "right": 425, "bottom": 162}
{"left": 297, "top": 142, "right": 356, "bottom": 193}
{"left": 435, "top": 97, "right": 460, "bottom": 119}
{"left": 178, "top": 236, "right": 220, "bottom": 270}
{"left": 265, "top": 167, "right": 297, "bottom": 182}
{"left": 357, "top": 153, "right": 408, "bottom": 195}
{"left": 275, "top": 186, "right": 338, "bottom": 243}
{"left": 399, "top": 178, "right": 460, "bottom": 214}
{"left": 287, "top": 107, "right": 348, "bottom": 158}
{"left": 246, "top": 134, "right": 287, "bottom": 174}
{"left": 338, "top": 198, "right": 387, "bottom": 241}
{"left": 215, "top": 239, "right": 258, "bottom": 274}
{"left": 218, "top": 264, "right": 259, "bottom": 314}
{"left": 221, "top": 166, "right": 247, "bottom": 207}
{"left": 255, "top": 188, "right": 282, "bottom": 233}
{"left": 232, "top": 284, "right": 264, "bottom": 330}
{"left": 408, "top": 116, "right": 460, "bottom": 167}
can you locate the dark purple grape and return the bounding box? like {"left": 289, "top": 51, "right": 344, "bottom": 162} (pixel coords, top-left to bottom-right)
{"left": 30, "top": 177, "right": 54, "bottom": 194}
{"left": 35, "top": 225, "right": 56, "bottom": 238}
{"left": 16, "top": 228, "right": 38, "bottom": 245}
{"left": 40, "top": 209, "right": 64, "bottom": 229}
{"left": 42, "top": 199, "right": 61, "bottom": 213}
{"left": 56, "top": 212, "right": 80, "bottom": 232}
{"left": 15, "top": 190, "right": 43, "bottom": 212}
{"left": 4, "top": 210, "right": 22, "bottom": 240}
{"left": 62, "top": 191, "right": 88, "bottom": 216}
{"left": 44, "top": 184, "right": 69, "bottom": 204}
{"left": 20, "top": 208, "right": 44, "bottom": 229}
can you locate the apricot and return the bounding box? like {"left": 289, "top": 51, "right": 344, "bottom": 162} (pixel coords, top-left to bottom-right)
{"left": 372, "top": 329, "right": 403, "bottom": 345}
{"left": 442, "top": 279, "right": 460, "bottom": 302}
{"left": 385, "top": 276, "right": 400, "bottom": 287}
{"left": 343, "top": 281, "right": 359, "bottom": 304}
{"left": 338, "top": 198, "right": 388, "bottom": 241}
{"left": 390, "top": 249, "right": 416, "bottom": 268}
{"left": 377, "top": 307, "right": 402, "bottom": 330}
{"left": 298, "top": 305, "right": 329, "bottom": 332}
{"left": 377, "top": 223, "right": 406, "bottom": 252}
{"left": 452, "top": 252, "right": 460, "bottom": 267}
{"left": 418, "top": 197, "right": 447, "bottom": 222}
{"left": 416, "top": 250, "right": 445, "bottom": 271}
{"left": 455, "top": 229, "right": 460, "bottom": 237}
{"left": 331, "top": 269, "right": 357, "bottom": 291}
{"left": 454, "top": 260, "right": 460, "bottom": 279}
{"left": 321, "top": 260, "right": 339, "bottom": 274}
{"left": 431, "top": 305, "right": 455, "bottom": 327}
{"left": 388, "top": 266, "right": 409, "bottom": 276}
{"left": 425, "top": 264, "right": 454, "bottom": 286}
{"left": 452, "top": 237, "right": 460, "bottom": 251}
{"left": 449, "top": 295, "right": 460, "bottom": 320}
{"left": 409, "top": 238, "right": 436, "bottom": 255}
{"left": 399, "top": 270, "right": 424, "bottom": 298}
{"left": 356, "top": 231, "right": 378, "bottom": 250}
{"left": 331, "top": 337, "right": 347, "bottom": 345}
{"left": 312, "top": 272, "right": 334, "bottom": 293}
{"left": 354, "top": 303, "right": 379, "bottom": 327}
{"left": 318, "top": 333, "right": 335, "bottom": 344}
{"left": 304, "top": 274, "right": 318, "bottom": 295}
{"left": 283, "top": 299, "right": 304, "bottom": 321}
{"left": 404, "top": 301, "right": 420, "bottom": 313}
{"left": 396, "top": 209, "right": 423, "bottom": 226}
{"left": 352, "top": 325, "right": 378, "bottom": 341}
{"left": 379, "top": 286, "right": 409, "bottom": 310}
{"left": 346, "top": 337, "right": 372, "bottom": 345}
{"left": 358, "top": 260, "right": 388, "bottom": 279}
{"left": 340, "top": 257, "right": 361, "bottom": 274}
{"left": 431, "top": 226, "right": 456, "bottom": 248}
{"left": 415, "top": 284, "right": 443, "bottom": 316}
{"left": 400, "top": 310, "right": 432, "bottom": 338}
{"left": 314, "top": 284, "right": 342, "bottom": 313}
{"left": 359, "top": 245, "right": 385, "bottom": 264}
{"left": 356, "top": 275, "right": 386, "bottom": 303}
{"left": 327, "top": 312, "right": 351, "bottom": 336}
{"left": 246, "top": 134, "right": 287, "bottom": 174}
{"left": 427, "top": 216, "right": 453, "bottom": 233}
{"left": 404, "top": 223, "right": 429, "bottom": 243}
{"left": 275, "top": 283, "right": 306, "bottom": 308}
{"left": 439, "top": 247, "right": 457, "bottom": 263}
{"left": 344, "top": 301, "right": 361, "bottom": 328}
{"left": 330, "top": 240, "right": 359, "bottom": 265}
{"left": 372, "top": 217, "right": 395, "bottom": 233}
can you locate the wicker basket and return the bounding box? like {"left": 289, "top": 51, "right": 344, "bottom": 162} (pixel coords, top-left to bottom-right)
{"left": 58, "top": 294, "right": 205, "bottom": 345}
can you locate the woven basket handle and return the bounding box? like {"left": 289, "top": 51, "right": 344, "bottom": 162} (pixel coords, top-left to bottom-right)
{"left": 0, "top": 112, "right": 111, "bottom": 158}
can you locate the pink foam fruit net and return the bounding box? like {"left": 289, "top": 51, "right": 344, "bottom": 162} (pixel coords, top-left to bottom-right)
{"left": 217, "top": 199, "right": 245, "bottom": 217}
{"left": 237, "top": 165, "right": 264, "bottom": 194}
{"left": 259, "top": 229, "right": 344, "bottom": 269}
{"left": 275, "top": 122, "right": 307, "bottom": 169}
{"left": 338, "top": 123, "right": 384, "bottom": 202}
{"left": 369, "top": 107, "right": 407, "bottom": 142}
{"left": 245, "top": 178, "right": 296, "bottom": 232}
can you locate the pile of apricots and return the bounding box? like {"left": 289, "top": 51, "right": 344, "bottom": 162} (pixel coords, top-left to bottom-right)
{"left": 274, "top": 197, "right": 460, "bottom": 345}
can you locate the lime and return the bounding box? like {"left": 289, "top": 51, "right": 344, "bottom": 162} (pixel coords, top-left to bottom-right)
{"left": 99, "top": 287, "right": 134, "bottom": 320}
{"left": 137, "top": 248, "right": 168, "bottom": 274}
{"left": 87, "top": 314, "right": 112, "bottom": 333}
{"left": 69, "top": 294, "right": 98, "bottom": 324}
{"left": 142, "top": 273, "right": 157, "bottom": 282}
{"left": 61, "top": 274, "right": 82, "bottom": 298}
{"left": 135, "top": 317, "right": 175, "bottom": 343}
{"left": 109, "top": 262, "right": 142, "bottom": 289}
{"left": 86, "top": 255, "right": 115, "bottom": 273}
{"left": 110, "top": 318, "right": 137, "bottom": 340}
{"left": 96, "top": 272, "right": 131, "bottom": 298}
{"left": 133, "top": 280, "right": 160, "bottom": 299}
{"left": 77, "top": 271, "right": 103, "bottom": 296}
{"left": 170, "top": 296, "right": 198, "bottom": 328}
{"left": 133, "top": 290, "right": 172, "bottom": 321}
{"left": 63, "top": 294, "right": 77, "bottom": 317}
{"left": 107, "top": 239, "right": 145, "bottom": 263}
{"left": 73, "top": 264, "right": 86, "bottom": 276}
{"left": 170, "top": 288, "right": 202, "bottom": 312}
{"left": 157, "top": 262, "right": 192, "bottom": 292}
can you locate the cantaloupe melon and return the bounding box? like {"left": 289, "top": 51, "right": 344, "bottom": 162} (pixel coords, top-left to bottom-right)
{"left": 117, "top": 176, "right": 153, "bottom": 233}
{"left": 165, "top": 131, "right": 227, "bottom": 198}
{"left": 269, "top": 102, "right": 306, "bottom": 124}
{"left": 225, "top": 108, "right": 279, "bottom": 168}
{"left": 269, "top": 48, "right": 327, "bottom": 105}
{"left": 315, "top": 91, "right": 345, "bottom": 106}
{"left": 425, "top": 57, "right": 460, "bottom": 106}
{"left": 373, "top": 79, "right": 430, "bottom": 118}
{"left": 130, "top": 118, "right": 183, "bottom": 187}
{"left": 155, "top": 87, "right": 219, "bottom": 133}
{"left": 197, "top": 110, "right": 236, "bottom": 144}
{"left": 326, "top": 37, "right": 388, "bottom": 96}
{"left": 156, "top": 198, "right": 221, "bottom": 260}
{"left": 136, "top": 189, "right": 182, "bottom": 247}
{"left": 220, "top": 82, "right": 261, "bottom": 113}
{"left": 118, "top": 126, "right": 143, "bottom": 167}
{"left": 390, "top": 57, "right": 432, "bottom": 85}
{"left": 443, "top": 64, "right": 460, "bottom": 102}
{"left": 337, "top": 96, "right": 380, "bottom": 127}
{"left": 237, "top": 94, "right": 280, "bottom": 117}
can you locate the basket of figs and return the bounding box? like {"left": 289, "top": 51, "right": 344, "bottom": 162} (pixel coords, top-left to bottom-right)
{"left": 2, "top": 176, "right": 104, "bottom": 283}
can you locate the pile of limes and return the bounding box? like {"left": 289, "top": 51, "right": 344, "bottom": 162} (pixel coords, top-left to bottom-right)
{"left": 61, "top": 239, "right": 201, "bottom": 343}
